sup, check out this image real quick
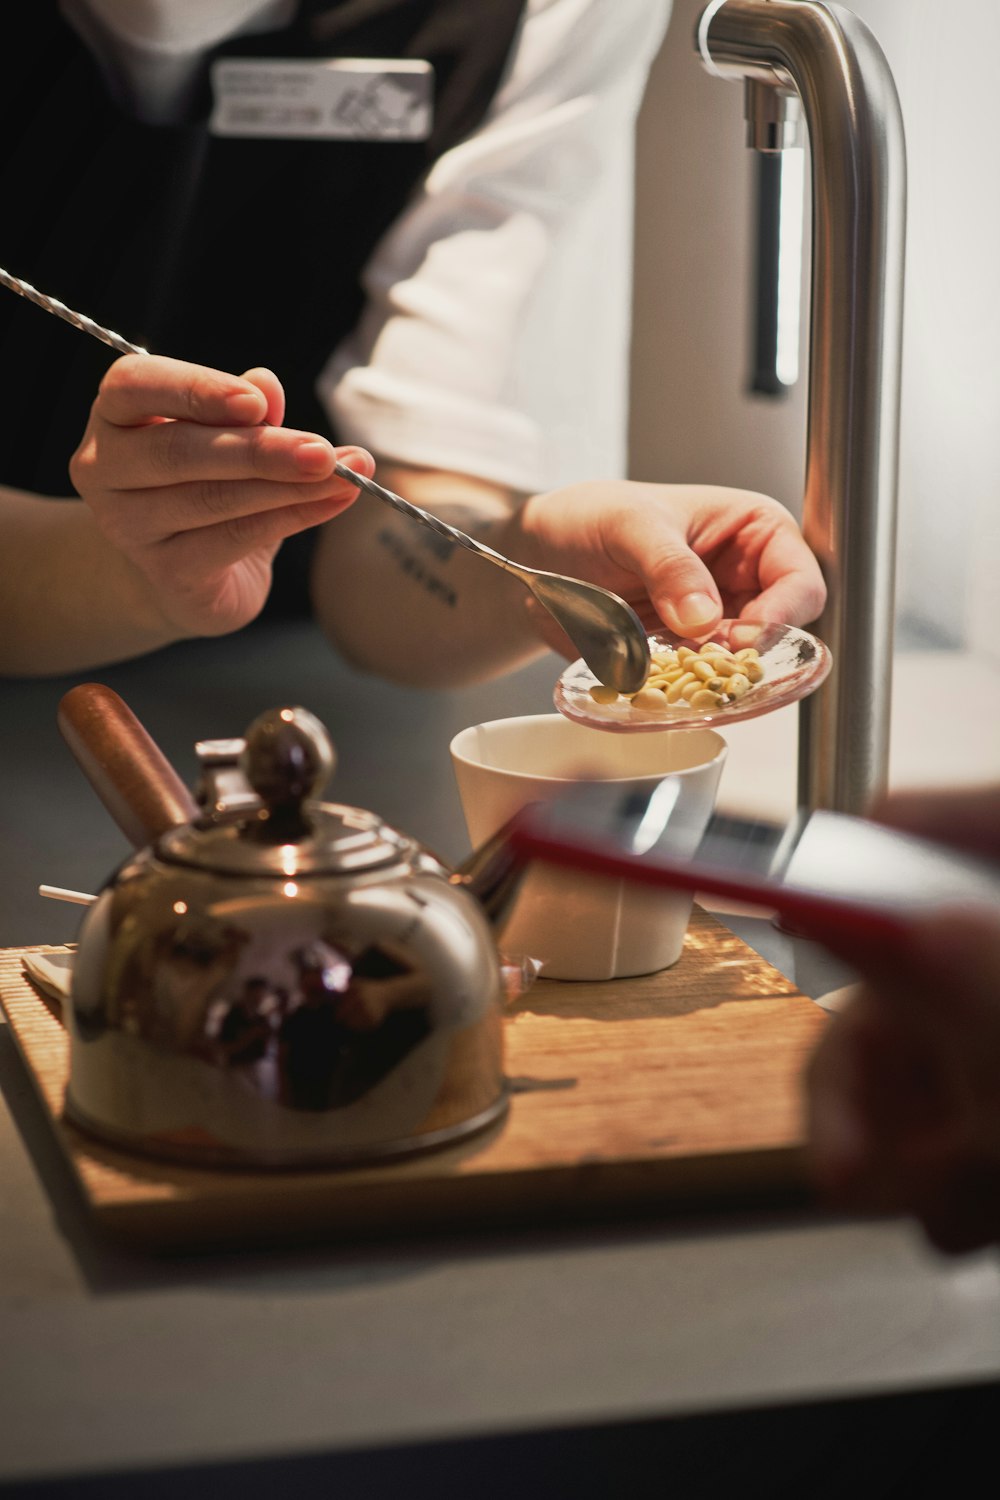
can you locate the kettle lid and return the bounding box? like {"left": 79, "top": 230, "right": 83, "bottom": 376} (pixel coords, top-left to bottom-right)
{"left": 157, "top": 706, "right": 415, "bottom": 877}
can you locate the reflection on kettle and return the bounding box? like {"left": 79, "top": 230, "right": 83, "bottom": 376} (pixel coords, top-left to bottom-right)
{"left": 195, "top": 937, "right": 437, "bottom": 1114}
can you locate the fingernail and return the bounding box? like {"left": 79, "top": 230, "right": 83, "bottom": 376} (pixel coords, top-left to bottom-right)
{"left": 338, "top": 446, "right": 375, "bottom": 475}
{"left": 671, "top": 592, "right": 718, "bottom": 633}
{"left": 226, "top": 391, "right": 266, "bottom": 424}
{"left": 295, "top": 440, "right": 334, "bottom": 475}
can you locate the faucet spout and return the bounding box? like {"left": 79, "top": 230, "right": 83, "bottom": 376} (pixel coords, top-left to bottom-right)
{"left": 696, "top": 0, "right": 906, "bottom": 815}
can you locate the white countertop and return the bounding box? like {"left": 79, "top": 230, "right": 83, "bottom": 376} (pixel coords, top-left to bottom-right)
{"left": 3, "top": 991, "right": 1000, "bottom": 1485}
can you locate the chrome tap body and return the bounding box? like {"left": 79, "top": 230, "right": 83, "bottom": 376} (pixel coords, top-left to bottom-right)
{"left": 697, "top": 0, "right": 906, "bottom": 814}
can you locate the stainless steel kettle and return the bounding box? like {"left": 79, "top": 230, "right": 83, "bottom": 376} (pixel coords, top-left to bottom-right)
{"left": 59, "top": 685, "right": 522, "bottom": 1170}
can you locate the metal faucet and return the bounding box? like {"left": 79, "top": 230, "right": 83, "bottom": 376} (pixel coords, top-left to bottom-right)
{"left": 696, "top": 0, "right": 906, "bottom": 815}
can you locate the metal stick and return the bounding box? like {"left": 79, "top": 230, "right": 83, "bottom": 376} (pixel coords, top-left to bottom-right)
{"left": 0, "top": 265, "right": 146, "bottom": 357}
{"left": 39, "top": 884, "right": 98, "bottom": 906}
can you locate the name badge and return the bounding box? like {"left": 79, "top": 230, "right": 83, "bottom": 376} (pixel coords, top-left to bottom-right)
{"left": 210, "top": 58, "right": 434, "bottom": 141}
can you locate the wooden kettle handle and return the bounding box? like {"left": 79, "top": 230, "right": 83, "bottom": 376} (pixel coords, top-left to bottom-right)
{"left": 58, "top": 683, "right": 200, "bottom": 848}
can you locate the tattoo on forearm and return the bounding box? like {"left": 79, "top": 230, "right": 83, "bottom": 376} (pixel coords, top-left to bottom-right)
{"left": 410, "top": 509, "right": 498, "bottom": 564}
{"left": 377, "top": 528, "right": 457, "bottom": 607}
{"left": 416, "top": 529, "right": 454, "bottom": 563}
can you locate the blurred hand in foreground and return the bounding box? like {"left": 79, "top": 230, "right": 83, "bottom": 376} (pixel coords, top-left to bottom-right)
{"left": 806, "top": 784, "right": 1000, "bottom": 1254}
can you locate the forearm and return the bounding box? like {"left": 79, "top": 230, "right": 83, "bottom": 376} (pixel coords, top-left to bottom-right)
{"left": 0, "top": 489, "right": 184, "bottom": 676}
{"left": 310, "top": 464, "right": 548, "bottom": 688}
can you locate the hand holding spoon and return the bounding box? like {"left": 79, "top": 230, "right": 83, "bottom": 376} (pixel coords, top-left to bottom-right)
{"left": 0, "top": 265, "right": 650, "bottom": 692}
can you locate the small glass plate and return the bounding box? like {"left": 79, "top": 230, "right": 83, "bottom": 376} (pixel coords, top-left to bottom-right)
{"left": 554, "top": 621, "right": 832, "bottom": 733}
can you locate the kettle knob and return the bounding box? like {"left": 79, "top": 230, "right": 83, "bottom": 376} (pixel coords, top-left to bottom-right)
{"left": 241, "top": 707, "right": 336, "bottom": 838}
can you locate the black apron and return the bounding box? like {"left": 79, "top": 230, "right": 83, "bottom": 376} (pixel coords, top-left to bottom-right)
{"left": 0, "top": 0, "right": 527, "bottom": 612}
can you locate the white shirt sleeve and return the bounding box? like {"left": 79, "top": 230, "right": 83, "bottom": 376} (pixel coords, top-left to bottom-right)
{"left": 319, "top": 0, "right": 673, "bottom": 495}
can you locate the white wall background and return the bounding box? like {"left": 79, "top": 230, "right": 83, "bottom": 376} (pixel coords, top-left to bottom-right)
{"left": 629, "top": 0, "right": 1000, "bottom": 665}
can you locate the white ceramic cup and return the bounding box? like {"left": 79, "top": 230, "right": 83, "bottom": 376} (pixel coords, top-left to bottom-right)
{"left": 450, "top": 715, "right": 727, "bottom": 981}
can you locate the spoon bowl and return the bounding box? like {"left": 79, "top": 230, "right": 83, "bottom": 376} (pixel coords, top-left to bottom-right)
{"left": 334, "top": 463, "right": 650, "bottom": 693}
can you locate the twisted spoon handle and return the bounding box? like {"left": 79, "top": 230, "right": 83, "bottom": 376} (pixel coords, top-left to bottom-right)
{"left": 332, "top": 462, "right": 522, "bottom": 576}
{"left": 0, "top": 261, "right": 529, "bottom": 578}
{"left": 0, "top": 266, "right": 147, "bottom": 357}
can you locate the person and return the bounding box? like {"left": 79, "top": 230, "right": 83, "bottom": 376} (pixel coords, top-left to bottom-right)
{"left": 806, "top": 783, "right": 1000, "bottom": 1255}
{"left": 214, "top": 976, "right": 277, "bottom": 1069}
{"left": 0, "top": 0, "right": 825, "bottom": 681}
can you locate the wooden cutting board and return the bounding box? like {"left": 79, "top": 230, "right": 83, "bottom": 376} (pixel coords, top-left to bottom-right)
{"left": 0, "top": 909, "right": 828, "bottom": 1250}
